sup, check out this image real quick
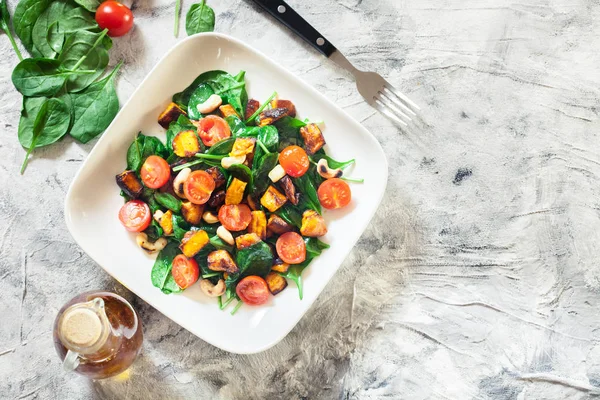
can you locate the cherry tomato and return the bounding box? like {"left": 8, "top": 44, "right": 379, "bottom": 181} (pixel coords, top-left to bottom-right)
{"left": 118, "top": 200, "right": 151, "bottom": 232}
{"left": 196, "top": 115, "right": 231, "bottom": 147}
{"left": 279, "top": 146, "right": 309, "bottom": 178}
{"left": 95, "top": 1, "right": 134, "bottom": 37}
{"left": 218, "top": 204, "right": 252, "bottom": 231}
{"left": 236, "top": 276, "right": 270, "bottom": 305}
{"left": 183, "top": 170, "right": 215, "bottom": 205}
{"left": 317, "top": 178, "right": 352, "bottom": 209}
{"left": 276, "top": 232, "right": 306, "bottom": 264}
{"left": 171, "top": 255, "right": 199, "bottom": 289}
{"left": 140, "top": 155, "right": 171, "bottom": 189}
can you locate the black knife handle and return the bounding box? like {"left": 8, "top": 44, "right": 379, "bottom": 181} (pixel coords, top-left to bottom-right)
{"left": 252, "top": 0, "right": 337, "bottom": 57}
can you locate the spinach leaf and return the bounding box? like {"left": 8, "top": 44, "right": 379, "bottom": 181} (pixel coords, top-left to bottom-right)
{"left": 274, "top": 117, "right": 306, "bottom": 151}
{"left": 226, "top": 115, "right": 258, "bottom": 138}
{"left": 73, "top": 0, "right": 101, "bottom": 12}
{"left": 18, "top": 97, "right": 49, "bottom": 148}
{"left": 69, "top": 61, "right": 122, "bottom": 143}
{"left": 278, "top": 238, "right": 329, "bottom": 300}
{"left": 141, "top": 187, "right": 161, "bottom": 213}
{"left": 312, "top": 151, "right": 355, "bottom": 170}
{"left": 252, "top": 125, "right": 279, "bottom": 169}
{"left": 12, "top": 58, "right": 78, "bottom": 97}
{"left": 58, "top": 29, "right": 109, "bottom": 92}
{"left": 305, "top": 237, "right": 330, "bottom": 258}
{"left": 187, "top": 83, "right": 214, "bottom": 120}
{"left": 0, "top": 0, "right": 23, "bottom": 60}
{"left": 20, "top": 98, "right": 70, "bottom": 174}
{"left": 172, "top": 215, "right": 189, "bottom": 241}
{"left": 145, "top": 219, "right": 163, "bottom": 241}
{"left": 251, "top": 152, "right": 278, "bottom": 196}
{"left": 228, "top": 164, "right": 253, "bottom": 187}
{"left": 50, "top": 7, "right": 101, "bottom": 53}
{"left": 207, "top": 137, "right": 236, "bottom": 155}
{"left": 234, "top": 241, "right": 273, "bottom": 279}
{"left": 209, "top": 236, "right": 233, "bottom": 252}
{"left": 13, "top": 0, "right": 51, "bottom": 52}
{"left": 185, "top": 0, "right": 215, "bottom": 36}
{"left": 31, "top": 0, "right": 75, "bottom": 58}
{"left": 127, "top": 133, "right": 168, "bottom": 171}
{"left": 151, "top": 242, "right": 183, "bottom": 294}
{"left": 276, "top": 203, "right": 303, "bottom": 228}
{"left": 278, "top": 265, "right": 304, "bottom": 300}
{"left": 173, "top": 70, "right": 247, "bottom": 117}
{"left": 154, "top": 193, "right": 182, "bottom": 213}
{"left": 295, "top": 173, "right": 322, "bottom": 213}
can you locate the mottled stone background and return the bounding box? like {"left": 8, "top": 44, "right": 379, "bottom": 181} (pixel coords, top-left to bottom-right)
{"left": 2, "top": 0, "right": 600, "bottom": 399}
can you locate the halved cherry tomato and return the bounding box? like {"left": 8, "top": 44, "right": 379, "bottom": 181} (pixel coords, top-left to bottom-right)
{"left": 196, "top": 115, "right": 231, "bottom": 147}
{"left": 279, "top": 145, "right": 309, "bottom": 178}
{"left": 317, "top": 178, "right": 352, "bottom": 209}
{"left": 236, "top": 276, "right": 270, "bottom": 305}
{"left": 95, "top": 1, "right": 134, "bottom": 37}
{"left": 276, "top": 232, "right": 306, "bottom": 264}
{"left": 140, "top": 155, "right": 171, "bottom": 189}
{"left": 118, "top": 200, "right": 151, "bottom": 232}
{"left": 218, "top": 204, "right": 252, "bottom": 231}
{"left": 184, "top": 170, "right": 215, "bottom": 205}
{"left": 171, "top": 255, "right": 199, "bottom": 289}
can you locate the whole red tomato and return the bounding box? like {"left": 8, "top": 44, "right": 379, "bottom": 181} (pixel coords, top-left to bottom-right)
{"left": 96, "top": 1, "right": 134, "bottom": 37}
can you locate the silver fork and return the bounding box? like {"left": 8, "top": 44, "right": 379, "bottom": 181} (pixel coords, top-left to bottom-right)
{"left": 251, "top": 0, "right": 420, "bottom": 126}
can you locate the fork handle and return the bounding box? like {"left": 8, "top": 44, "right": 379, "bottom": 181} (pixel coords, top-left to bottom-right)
{"left": 251, "top": 0, "right": 336, "bottom": 57}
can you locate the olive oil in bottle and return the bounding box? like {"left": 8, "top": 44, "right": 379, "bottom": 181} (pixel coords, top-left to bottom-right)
{"left": 53, "top": 291, "right": 143, "bottom": 379}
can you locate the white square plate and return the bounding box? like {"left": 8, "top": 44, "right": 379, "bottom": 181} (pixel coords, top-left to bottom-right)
{"left": 65, "top": 33, "right": 388, "bottom": 354}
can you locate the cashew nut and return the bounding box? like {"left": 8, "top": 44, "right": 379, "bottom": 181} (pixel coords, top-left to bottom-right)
{"left": 136, "top": 233, "right": 168, "bottom": 253}
{"left": 153, "top": 210, "right": 164, "bottom": 222}
{"left": 196, "top": 94, "right": 223, "bottom": 114}
{"left": 317, "top": 159, "right": 343, "bottom": 179}
{"left": 200, "top": 279, "right": 226, "bottom": 297}
{"left": 202, "top": 211, "right": 219, "bottom": 224}
{"left": 173, "top": 168, "right": 191, "bottom": 199}
{"left": 268, "top": 164, "right": 286, "bottom": 183}
{"left": 217, "top": 225, "right": 234, "bottom": 245}
{"left": 221, "top": 155, "right": 246, "bottom": 169}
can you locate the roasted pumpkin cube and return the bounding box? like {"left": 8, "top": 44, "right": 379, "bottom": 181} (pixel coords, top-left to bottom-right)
{"left": 257, "top": 108, "right": 288, "bottom": 127}
{"left": 271, "top": 260, "right": 290, "bottom": 273}
{"left": 267, "top": 215, "right": 293, "bottom": 236}
{"left": 207, "top": 250, "right": 239, "bottom": 274}
{"left": 116, "top": 170, "right": 143, "bottom": 199}
{"left": 279, "top": 176, "right": 299, "bottom": 205}
{"left": 181, "top": 202, "right": 204, "bottom": 225}
{"left": 300, "top": 210, "right": 328, "bottom": 237}
{"left": 230, "top": 137, "right": 256, "bottom": 157}
{"left": 265, "top": 272, "right": 288, "bottom": 295}
{"left": 235, "top": 233, "right": 261, "bottom": 249}
{"left": 225, "top": 178, "right": 247, "bottom": 205}
{"left": 260, "top": 185, "right": 287, "bottom": 212}
{"left": 172, "top": 130, "right": 201, "bottom": 157}
{"left": 299, "top": 123, "right": 326, "bottom": 155}
{"left": 179, "top": 230, "right": 209, "bottom": 257}
{"left": 158, "top": 102, "right": 187, "bottom": 129}
{"left": 248, "top": 211, "right": 267, "bottom": 240}
{"left": 208, "top": 190, "right": 226, "bottom": 208}
{"left": 270, "top": 99, "right": 296, "bottom": 118}
{"left": 156, "top": 210, "right": 174, "bottom": 236}
{"left": 245, "top": 99, "right": 260, "bottom": 120}
{"left": 205, "top": 166, "right": 226, "bottom": 188}
{"left": 247, "top": 194, "right": 260, "bottom": 211}
{"left": 219, "top": 104, "right": 239, "bottom": 118}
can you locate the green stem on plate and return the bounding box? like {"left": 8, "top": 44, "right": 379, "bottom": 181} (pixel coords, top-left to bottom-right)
{"left": 174, "top": 0, "right": 181, "bottom": 37}
{"left": 202, "top": 272, "right": 220, "bottom": 279}
{"left": 341, "top": 176, "right": 364, "bottom": 183}
{"left": 230, "top": 300, "right": 243, "bottom": 315}
{"left": 245, "top": 91, "right": 277, "bottom": 124}
{"left": 256, "top": 139, "right": 269, "bottom": 155}
{"left": 196, "top": 153, "right": 227, "bottom": 160}
{"left": 220, "top": 296, "right": 236, "bottom": 310}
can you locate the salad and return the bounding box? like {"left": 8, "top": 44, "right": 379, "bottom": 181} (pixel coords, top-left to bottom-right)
{"left": 116, "top": 70, "right": 358, "bottom": 314}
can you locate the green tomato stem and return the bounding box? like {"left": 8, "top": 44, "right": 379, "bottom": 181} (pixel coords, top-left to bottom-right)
{"left": 245, "top": 91, "right": 278, "bottom": 124}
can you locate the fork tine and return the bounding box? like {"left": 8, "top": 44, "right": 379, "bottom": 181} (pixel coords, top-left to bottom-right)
{"left": 374, "top": 98, "right": 408, "bottom": 126}
{"left": 377, "top": 91, "right": 412, "bottom": 122}
{"left": 383, "top": 87, "right": 417, "bottom": 116}
{"left": 384, "top": 83, "right": 421, "bottom": 111}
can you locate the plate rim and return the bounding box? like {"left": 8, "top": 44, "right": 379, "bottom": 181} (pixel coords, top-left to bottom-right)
{"left": 64, "top": 32, "right": 389, "bottom": 354}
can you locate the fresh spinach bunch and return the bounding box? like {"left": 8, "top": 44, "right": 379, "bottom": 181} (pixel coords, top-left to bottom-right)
{"left": 10, "top": 1, "right": 120, "bottom": 173}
